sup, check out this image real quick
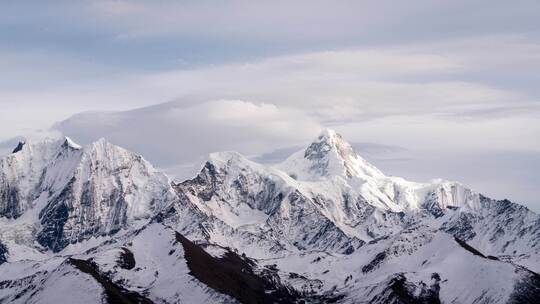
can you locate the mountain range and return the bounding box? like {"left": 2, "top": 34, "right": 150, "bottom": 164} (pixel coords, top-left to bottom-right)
{"left": 0, "top": 130, "right": 538, "bottom": 303}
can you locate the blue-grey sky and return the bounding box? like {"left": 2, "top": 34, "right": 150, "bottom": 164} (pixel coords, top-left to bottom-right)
{"left": 1, "top": 1, "right": 539, "bottom": 210}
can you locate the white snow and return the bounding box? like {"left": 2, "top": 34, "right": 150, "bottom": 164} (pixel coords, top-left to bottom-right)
{"left": 0, "top": 129, "right": 538, "bottom": 303}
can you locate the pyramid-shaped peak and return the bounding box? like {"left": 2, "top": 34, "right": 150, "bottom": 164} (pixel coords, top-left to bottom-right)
{"left": 61, "top": 136, "right": 82, "bottom": 150}
{"left": 86, "top": 137, "right": 124, "bottom": 151}
{"left": 279, "top": 129, "right": 385, "bottom": 180}
{"left": 319, "top": 128, "right": 339, "bottom": 139}
{"left": 314, "top": 129, "right": 347, "bottom": 147}
{"left": 209, "top": 151, "right": 249, "bottom": 166}
{"left": 304, "top": 129, "right": 356, "bottom": 162}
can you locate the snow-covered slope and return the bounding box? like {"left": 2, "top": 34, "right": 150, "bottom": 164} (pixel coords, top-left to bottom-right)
{"left": 0, "top": 223, "right": 240, "bottom": 304}
{"left": 175, "top": 130, "right": 539, "bottom": 267}
{"left": 0, "top": 137, "right": 175, "bottom": 252}
{"left": 0, "top": 130, "right": 538, "bottom": 303}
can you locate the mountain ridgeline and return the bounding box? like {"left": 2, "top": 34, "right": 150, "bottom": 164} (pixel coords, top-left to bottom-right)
{"left": 0, "top": 130, "right": 538, "bottom": 303}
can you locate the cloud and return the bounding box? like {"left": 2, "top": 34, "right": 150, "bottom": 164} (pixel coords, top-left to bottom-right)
{"left": 54, "top": 101, "right": 540, "bottom": 212}
{"left": 87, "top": 0, "right": 404, "bottom": 40}
{"left": 85, "top": 0, "right": 540, "bottom": 46}
{"left": 55, "top": 99, "right": 322, "bottom": 170}
{"left": 133, "top": 46, "right": 537, "bottom": 123}
{"left": 3, "top": 39, "right": 539, "bottom": 151}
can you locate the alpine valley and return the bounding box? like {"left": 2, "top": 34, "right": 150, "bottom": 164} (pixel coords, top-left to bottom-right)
{"left": 0, "top": 130, "right": 538, "bottom": 304}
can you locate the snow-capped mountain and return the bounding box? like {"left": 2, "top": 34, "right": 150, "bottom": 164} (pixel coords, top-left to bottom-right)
{"left": 0, "top": 131, "right": 538, "bottom": 303}
{"left": 0, "top": 137, "right": 175, "bottom": 252}
{"left": 176, "top": 130, "right": 539, "bottom": 265}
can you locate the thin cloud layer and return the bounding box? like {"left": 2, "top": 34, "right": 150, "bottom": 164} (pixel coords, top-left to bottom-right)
{"left": 55, "top": 99, "right": 322, "bottom": 169}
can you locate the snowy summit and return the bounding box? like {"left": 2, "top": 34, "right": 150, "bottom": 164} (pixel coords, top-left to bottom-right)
{"left": 0, "top": 130, "right": 538, "bottom": 303}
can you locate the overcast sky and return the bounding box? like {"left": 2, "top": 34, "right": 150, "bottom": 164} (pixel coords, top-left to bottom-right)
{"left": 1, "top": 1, "right": 539, "bottom": 210}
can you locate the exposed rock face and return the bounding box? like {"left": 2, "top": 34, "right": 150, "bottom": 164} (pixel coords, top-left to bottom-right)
{"left": 0, "top": 137, "right": 175, "bottom": 252}
{"left": 366, "top": 273, "right": 441, "bottom": 304}
{"left": 279, "top": 129, "right": 385, "bottom": 181}
{"left": 0, "top": 241, "right": 7, "bottom": 265}
{"left": 508, "top": 267, "right": 540, "bottom": 304}
{"left": 0, "top": 130, "right": 539, "bottom": 303}
{"left": 174, "top": 130, "right": 540, "bottom": 267}
{"left": 68, "top": 258, "right": 154, "bottom": 304}
{"left": 176, "top": 231, "right": 303, "bottom": 304}
{"left": 11, "top": 141, "right": 25, "bottom": 154}
{"left": 176, "top": 151, "right": 364, "bottom": 255}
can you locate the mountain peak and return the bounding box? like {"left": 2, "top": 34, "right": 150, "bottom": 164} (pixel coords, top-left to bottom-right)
{"left": 304, "top": 129, "right": 351, "bottom": 160}
{"left": 86, "top": 137, "right": 125, "bottom": 153}
{"left": 318, "top": 128, "right": 339, "bottom": 139}
{"left": 279, "top": 129, "right": 385, "bottom": 180}
{"left": 61, "top": 136, "right": 82, "bottom": 150}
{"left": 208, "top": 151, "right": 247, "bottom": 166}
{"left": 207, "top": 151, "right": 264, "bottom": 174}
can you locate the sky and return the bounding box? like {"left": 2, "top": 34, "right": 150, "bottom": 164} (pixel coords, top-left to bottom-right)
{"left": 0, "top": 1, "right": 539, "bottom": 210}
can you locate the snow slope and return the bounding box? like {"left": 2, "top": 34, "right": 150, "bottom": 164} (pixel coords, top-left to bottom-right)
{"left": 0, "top": 129, "right": 538, "bottom": 303}
{"left": 176, "top": 130, "right": 539, "bottom": 267}
{"left": 0, "top": 137, "right": 176, "bottom": 252}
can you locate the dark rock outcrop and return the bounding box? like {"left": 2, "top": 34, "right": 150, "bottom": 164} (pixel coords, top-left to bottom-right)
{"left": 0, "top": 241, "right": 7, "bottom": 265}
{"left": 68, "top": 258, "right": 153, "bottom": 304}
{"left": 369, "top": 273, "right": 441, "bottom": 304}
{"left": 11, "top": 141, "right": 25, "bottom": 154}
{"left": 176, "top": 232, "right": 302, "bottom": 304}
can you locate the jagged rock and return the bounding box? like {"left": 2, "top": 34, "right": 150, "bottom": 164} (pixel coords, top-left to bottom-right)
{"left": 0, "top": 241, "right": 7, "bottom": 265}
{"left": 11, "top": 141, "right": 25, "bottom": 154}
{"left": 0, "top": 130, "right": 538, "bottom": 303}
